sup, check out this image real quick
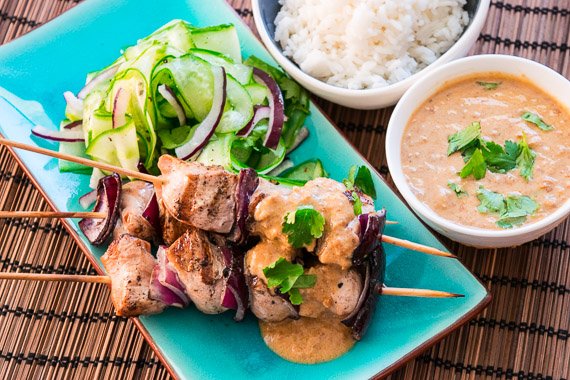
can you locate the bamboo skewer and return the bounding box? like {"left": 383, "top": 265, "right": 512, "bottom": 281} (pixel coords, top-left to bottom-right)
{"left": 0, "top": 138, "right": 157, "bottom": 183}
{"left": 379, "top": 286, "right": 464, "bottom": 298}
{"left": 0, "top": 272, "right": 111, "bottom": 284}
{"left": 0, "top": 211, "right": 107, "bottom": 219}
{"left": 0, "top": 272, "right": 461, "bottom": 298}
{"left": 381, "top": 235, "right": 456, "bottom": 258}
{"left": 0, "top": 138, "right": 456, "bottom": 259}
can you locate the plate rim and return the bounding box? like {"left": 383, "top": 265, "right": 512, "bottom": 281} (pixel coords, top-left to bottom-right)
{"left": 0, "top": 1, "right": 492, "bottom": 379}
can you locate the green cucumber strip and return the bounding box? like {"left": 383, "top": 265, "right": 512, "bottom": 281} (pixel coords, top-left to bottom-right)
{"left": 58, "top": 121, "right": 92, "bottom": 174}
{"left": 190, "top": 48, "right": 252, "bottom": 85}
{"left": 244, "top": 83, "right": 268, "bottom": 106}
{"left": 230, "top": 137, "right": 286, "bottom": 174}
{"left": 259, "top": 174, "right": 306, "bottom": 187}
{"left": 191, "top": 24, "right": 242, "bottom": 63}
{"left": 279, "top": 159, "right": 327, "bottom": 181}
{"left": 217, "top": 75, "right": 253, "bottom": 134}
{"left": 86, "top": 118, "right": 139, "bottom": 172}
{"left": 196, "top": 134, "right": 233, "bottom": 169}
{"left": 152, "top": 54, "right": 214, "bottom": 121}
{"left": 124, "top": 19, "right": 194, "bottom": 61}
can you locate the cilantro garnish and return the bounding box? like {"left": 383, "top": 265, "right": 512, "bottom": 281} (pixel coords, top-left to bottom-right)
{"left": 350, "top": 191, "right": 363, "bottom": 215}
{"left": 282, "top": 205, "right": 325, "bottom": 248}
{"left": 522, "top": 112, "right": 554, "bottom": 131}
{"left": 477, "top": 81, "right": 501, "bottom": 90}
{"left": 481, "top": 140, "right": 519, "bottom": 173}
{"left": 447, "top": 181, "right": 468, "bottom": 197}
{"left": 516, "top": 133, "right": 536, "bottom": 181}
{"left": 448, "top": 122, "right": 481, "bottom": 156}
{"left": 449, "top": 122, "right": 536, "bottom": 180}
{"left": 343, "top": 165, "right": 376, "bottom": 199}
{"left": 459, "top": 148, "right": 487, "bottom": 180}
{"left": 263, "top": 257, "right": 317, "bottom": 305}
{"left": 476, "top": 187, "right": 539, "bottom": 228}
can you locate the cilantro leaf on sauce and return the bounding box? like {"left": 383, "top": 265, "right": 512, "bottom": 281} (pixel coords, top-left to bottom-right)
{"left": 448, "top": 122, "right": 482, "bottom": 156}
{"left": 481, "top": 140, "right": 519, "bottom": 173}
{"left": 447, "top": 181, "right": 468, "bottom": 197}
{"left": 476, "top": 187, "right": 539, "bottom": 228}
{"left": 343, "top": 165, "right": 377, "bottom": 199}
{"left": 516, "top": 134, "right": 536, "bottom": 181}
{"left": 282, "top": 205, "right": 325, "bottom": 248}
{"left": 477, "top": 81, "right": 502, "bottom": 90}
{"left": 522, "top": 112, "right": 554, "bottom": 131}
{"left": 263, "top": 257, "right": 317, "bottom": 305}
{"left": 459, "top": 148, "right": 487, "bottom": 180}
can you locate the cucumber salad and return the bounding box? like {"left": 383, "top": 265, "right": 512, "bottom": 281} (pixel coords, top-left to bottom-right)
{"left": 33, "top": 20, "right": 322, "bottom": 185}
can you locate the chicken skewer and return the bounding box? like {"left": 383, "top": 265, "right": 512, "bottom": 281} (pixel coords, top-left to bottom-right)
{"left": 0, "top": 138, "right": 455, "bottom": 259}
{"left": 0, "top": 272, "right": 462, "bottom": 298}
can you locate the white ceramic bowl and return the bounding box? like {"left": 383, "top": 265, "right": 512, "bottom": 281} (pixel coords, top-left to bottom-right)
{"left": 251, "top": 0, "right": 490, "bottom": 109}
{"left": 386, "top": 54, "right": 570, "bottom": 248}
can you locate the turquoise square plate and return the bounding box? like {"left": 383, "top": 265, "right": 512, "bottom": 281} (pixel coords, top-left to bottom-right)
{"left": 0, "top": 0, "right": 490, "bottom": 378}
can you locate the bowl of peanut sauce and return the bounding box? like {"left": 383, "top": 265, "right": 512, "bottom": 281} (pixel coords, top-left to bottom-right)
{"left": 386, "top": 54, "right": 570, "bottom": 248}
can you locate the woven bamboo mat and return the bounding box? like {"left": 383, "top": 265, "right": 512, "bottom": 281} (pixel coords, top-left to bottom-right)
{"left": 0, "top": 0, "right": 568, "bottom": 379}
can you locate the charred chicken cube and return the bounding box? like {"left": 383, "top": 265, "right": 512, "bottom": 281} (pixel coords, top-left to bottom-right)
{"left": 101, "top": 234, "right": 166, "bottom": 317}
{"left": 113, "top": 181, "right": 157, "bottom": 243}
{"left": 157, "top": 155, "right": 238, "bottom": 234}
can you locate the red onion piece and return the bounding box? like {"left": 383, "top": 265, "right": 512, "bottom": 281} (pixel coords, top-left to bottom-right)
{"left": 342, "top": 209, "right": 387, "bottom": 340}
{"left": 142, "top": 192, "right": 162, "bottom": 239}
{"left": 230, "top": 168, "right": 259, "bottom": 243}
{"left": 236, "top": 106, "right": 270, "bottom": 137}
{"left": 175, "top": 66, "right": 227, "bottom": 161}
{"left": 252, "top": 68, "right": 285, "bottom": 149}
{"left": 158, "top": 84, "right": 186, "bottom": 127}
{"left": 78, "top": 189, "right": 97, "bottom": 209}
{"left": 137, "top": 161, "right": 149, "bottom": 174}
{"left": 31, "top": 125, "right": 84, "bottom": 143}
{"left": 78, "top": 65, "right": 119, "bottom": 99}
{"left": 149, "top": 247, "right": 190, "bottom": 308}
{"left": 63, "top": 91, "right": 84, "bottom": 118}
{"left": 79, "top": 173, "right": 122, "bottom": 246}
{"left": 63, "top": 120, "right": 83, "bottom": 130}
{"left": 112, "top": 87, "right": 130, "bottom": 128}
{"left": 221, "top": 245, "right": 248, "bottom": 321}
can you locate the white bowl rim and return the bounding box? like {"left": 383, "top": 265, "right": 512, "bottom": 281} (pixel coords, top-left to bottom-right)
{"left": 386, "top": 54, "right": 570, "bottom": 239}
{"left": 251, "top": 0, "right": 491, "bottom": 97}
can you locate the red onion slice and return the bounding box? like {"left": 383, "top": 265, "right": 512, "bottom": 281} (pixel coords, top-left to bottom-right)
{"left": 63, "top": 91, "right": 84, "bottom": 118}
{"left": 230, "top": 168, "right": 259, "bottom": 244}
{"left": 31, "top": 125, "right": 84, "bottom": 143}
{"left": 252, "top": 68, "right": 285, "bottom": 149}
{"left": 342, "top": 209, "right": 387, "bottom": 340}
{"left": 63, "top": 120, "right": 83, "bottom": 130}
{"left": 79, "top": 173, "right": 122, "bottom": 246}
{"left": 158, "top": 84, "right": 186, "bottom": 127}
{"left": 142, "top": 192, "right": 162, "bottom": 239}
{"left": 221, "top": 245, "right": 248, "bottom": 321}
{"left": 175, "top": 66, "right": 227, "bottom": 161}
{"left": 236, "top": 106, "right": 270, "bottom": 137}
{"left": 79, "top": 189, "right": 97, "bottom": 209}
{"left": 149, "top": 246, "right": 189, "bottom": 308}
{"left": 78, "top": 65, "right": 119, "bottom": 99}
{"left": 112, "top": 87, "right": 130, "bottom": 128}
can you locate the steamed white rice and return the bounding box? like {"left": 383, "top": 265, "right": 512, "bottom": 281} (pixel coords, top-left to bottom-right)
{"left": 274, "top": 0, "right": 469, "bottom": 89}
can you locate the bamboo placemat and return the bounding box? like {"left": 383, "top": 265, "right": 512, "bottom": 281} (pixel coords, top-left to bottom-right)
{"left": 0, "top": 0, "right": 568, "bottom": 379}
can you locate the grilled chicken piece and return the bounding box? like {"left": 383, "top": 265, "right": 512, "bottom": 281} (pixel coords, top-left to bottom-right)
{"left": 165, "top": 228, "right": 228, "bottom": 314}
{"left": 245, "top": 240, "right": 299, "bottom": 322}
{"left": 101, "top": 235, "right": 166, "bottom": 317}
{"left": 113, "top": 181, "right": 157, "bottom": 242}
{"left": 299, "top": 265, "right": 362, "bottom": 319}
{"left": 157, "top": 155, "right": 237, "bottom": 234}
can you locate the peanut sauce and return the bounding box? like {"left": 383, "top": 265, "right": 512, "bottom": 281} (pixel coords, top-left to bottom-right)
{"left": 401, "top": 73, "right": 570, "bottom": 230}
{"left": 259, "top": 317, "right": 355, "bottom": 364}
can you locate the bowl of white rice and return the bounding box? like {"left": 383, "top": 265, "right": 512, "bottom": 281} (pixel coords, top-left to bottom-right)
{"left": 252, "top": 0, "right": 490, "bottom": 109}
